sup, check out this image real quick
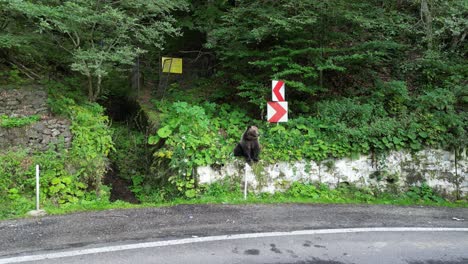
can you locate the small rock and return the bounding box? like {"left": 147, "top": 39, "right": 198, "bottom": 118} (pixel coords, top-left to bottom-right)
{"left": 26, "top": 129, "right": 39, "bottom": 138}
{"left": 63, "top": 130, "right": 72, "bottom": 138}
{"left": 52, "top": 129, "right": 61, "bottom": 137}
{"left": 6, "top": 100, "right": 19, "bottom": 106}
{"left": 27, "top": 210, "right": 47, "bottom": 217}
{"left": 42, "top": 135, "right": 51, "bottom": 144}
{"left": 33, "top": 122, "right": 46, "bottom": 131}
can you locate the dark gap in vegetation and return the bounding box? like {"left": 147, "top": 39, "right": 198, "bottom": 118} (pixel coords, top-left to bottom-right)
{"left": 101, "top": 96, "right": 151, "bottom": 203}
{"left": 100, "top": 96, "right": 141, "bottom": 123}
{"left": 103, "top": 163, "right": 140, "bottom": 204}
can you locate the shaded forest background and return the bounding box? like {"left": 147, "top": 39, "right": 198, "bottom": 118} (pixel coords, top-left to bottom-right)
{"left": 2, "top": 0, "right": 466, "bottom": 153}
{"left": 1, "top": 1, "right": 466, "bottom": 109}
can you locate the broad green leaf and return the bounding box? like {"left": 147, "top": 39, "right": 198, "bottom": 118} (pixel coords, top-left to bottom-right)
{"left": 157, "top": 126, "right": 173, "bottom": 138}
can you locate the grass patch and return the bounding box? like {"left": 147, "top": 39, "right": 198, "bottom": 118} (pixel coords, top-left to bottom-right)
{"left": 2, "top": 182, "right": 465, "bottom": 221}
{"left": 0, "top": 114, "right": 40, "bottom": 128}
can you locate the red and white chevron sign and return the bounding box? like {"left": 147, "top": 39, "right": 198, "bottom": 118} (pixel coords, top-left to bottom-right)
{"left": 267, "top": 102, "right": 288, "bottom": 123}
{"left": 272, "top": 80, "right": 285, "bottom": 101}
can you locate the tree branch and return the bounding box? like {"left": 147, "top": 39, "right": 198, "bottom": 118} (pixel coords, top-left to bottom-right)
{"left": 179, "top": 50, "right": 215, "bottom": 63}
{"left": 52, "top": 35, "right": 74, "bottom": 55}
{"left": 7, "top": 61, "right": 39, "bottom": 80}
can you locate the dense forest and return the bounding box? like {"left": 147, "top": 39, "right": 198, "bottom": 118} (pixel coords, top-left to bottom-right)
{"left": 0, "top": 0, "right": 467, "bottom": 217}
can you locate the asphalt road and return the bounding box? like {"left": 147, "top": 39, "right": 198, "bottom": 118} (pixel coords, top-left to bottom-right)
{"left": 13, "top": 230, "right": 468, "bottom": 264}
{"left": 0, "top": 204, "right": 467, "bottom": 263}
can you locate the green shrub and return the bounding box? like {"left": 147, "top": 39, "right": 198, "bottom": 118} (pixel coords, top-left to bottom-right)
{"left": 286, "top": 182, "right": 320, "bottom": 199}
{"left": 47, "top": 81, "right": 114, "bottom": 193}
{"left": 405, "top": 183, "right": 446, "bottom": 203}
{"left": 67, "top": 103, "right": 114, "bottom": 191}
{"left": 0, "top": 150, "right": 30, "bottom": 201}
{"left": 373, "top": 80, "right": 410, "bottom": 115}
{"left": 0, "top": 83, "right": 115, "bottom": 219}
{"left": 148, "top": 101, "right": 250, "bottom": 198}
{"left": 417, "top": 88, "right": 455, "bottom": 112}
{"left": 0, "top": 66, "right": 26, "bottom": 85}
{"left": 146, "top": 88, "right": 465, "bottom": 199}
{"left": 315, "top": 98, "right": 378, "bottom": 127}
{"left": 0, "top": 146, "right": 87, "bottom": 215}
{"left": 111, "top": 124, "right": 149, "bottom": 181}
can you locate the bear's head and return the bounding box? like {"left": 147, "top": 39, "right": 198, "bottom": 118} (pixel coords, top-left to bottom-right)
{"left": 244, "top": 125, "right": 259, "bottom": 140}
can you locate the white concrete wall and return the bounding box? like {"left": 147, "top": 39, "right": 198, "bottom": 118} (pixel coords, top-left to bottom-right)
{"left": 197, "top": 149, "right": 467, "bottom": 198}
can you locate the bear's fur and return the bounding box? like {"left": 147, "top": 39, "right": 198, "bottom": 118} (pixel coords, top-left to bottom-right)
{"left": 233, "top": 126, "right": 260, "bottom": 163}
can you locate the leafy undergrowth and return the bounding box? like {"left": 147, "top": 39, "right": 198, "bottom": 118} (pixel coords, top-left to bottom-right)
{"left": 140, "top": 97, "right": 467, "bottom": 199}
{"left": 2, "top": 182, "right": 465, "bottom": 220}
{"left": 0, "top": 115, "right": 40, "bottom": 128}
{"left": 175, "top": 182, "right": 467, "bottom": 208}
{"left": 0, "top": 81, "right": 114, "bottom": 220}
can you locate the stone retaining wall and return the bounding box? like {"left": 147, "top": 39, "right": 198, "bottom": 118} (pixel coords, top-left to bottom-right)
{"left": 197, "top": 149, "right": 467, "bottom": 199}
{"left": 0, "top": 86, "right": 48, "bottom": 117}
{"left": 0, "top": 119, "right": 72, "bottom": 151}
{"left": 0, "top": 87, "right": 72, "bottom": 152}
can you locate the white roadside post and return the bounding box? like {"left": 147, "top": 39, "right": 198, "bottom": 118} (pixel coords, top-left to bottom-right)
{"left": 244, "top": 168, "right": 248, "bottom": 200}
{"left": 243, "top": 163, "right": 254, "bottom": 200}
{"left": 36, "top": 165, "right": 40, "bottom": 210}
{"left": 27, "top": 164, "right": 46, "bottom": 217}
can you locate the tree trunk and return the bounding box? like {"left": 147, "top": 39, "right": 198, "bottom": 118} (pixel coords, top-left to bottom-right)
{"left": 93, "top": 74, "right": 102, "bottom": 102}
{"left": 420, "top": 0, "right": 433, "bottom": 50}
{"left": 87, "top": 74, "right": 95, "bottom": 102}
{"left": 451, "top": 31, "right": 466, "bottom": 50}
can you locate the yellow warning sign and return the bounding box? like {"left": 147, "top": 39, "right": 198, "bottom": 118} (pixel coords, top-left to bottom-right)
{"left": 162, "top": 57, "right": 182, "bottom": 74}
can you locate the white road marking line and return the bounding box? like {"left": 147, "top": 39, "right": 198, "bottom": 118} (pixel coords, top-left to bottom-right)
{"left": 1, "top": 227, "right": 467, "bottom": 263}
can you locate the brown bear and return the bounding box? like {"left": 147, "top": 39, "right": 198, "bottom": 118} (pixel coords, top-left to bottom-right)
{"left": 233, "top": 125, "right": 260, "bottom": 163}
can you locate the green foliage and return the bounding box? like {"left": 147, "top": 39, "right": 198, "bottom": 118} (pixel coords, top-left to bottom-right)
{"left": 2, "top": 0, "right": 188, "bottom": 101}
{"left": 0, "top": 66, "right": 26, "bottom": 85}
{"left": 286, "top": 182, "right": 320, "bottom": 199}
{"left": 204, "top": 0, "right": 410, "bottom": 109}
{"left": 261, "top": 116, "right": 365, "bottom": 162}
{"left": 202, "top": 181, "right": 233, "bottom": 198}
{"left": 1, "top": 0, "right": 466, "bottom": 218}
{"left": 405, "top": 183, "right": 446, "bottom": 203}
{"left": 0, "top": 197, "right": 34, "bottom": 220}
{"left": 33, "top": 147, "right": 87, "bottom": 205}
{"left": 373, "top": 81, "right": 410, "bottom": 116}
{"left": 285, "top": 182, "right": 375, "bottom": 203}
{"left": 417, "top": 88, "right": 455, "bottom": 112}
{"left": 0, "top": 33, "right": 28, "bottom": 49}
{"left": 146, "top": 85, "right": 465, "bottom": 198}
{"left": 49, "top": 93, "right": 114, "bottom": 191}
{"left": 110, "top": 123, "right": 156, "bottom": 202}
{"left": 195, "top": 181, "right": 457, "bottom": 207}
{"left": 148, "top": 101, "right": 250, "bottom": 198}
{"left": 0, "top": 150, "right": 29, "bottom": 202}
{"left": 0, "top": 147, "right": 86, "bottom": 217}
{"left": 111, "top": 124, "right": 149, "bottom": 181}
{"left": 0, "top": 83, "right": 115, "bottom": 219}
{"left": 129, "top": 175, "right": 144, "bottom": 199}
{"left": 0, "top": 114, "right": 40, "bottom": 128}
{"left": 283, "top": 181, "right": 449, "bottom": 205}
